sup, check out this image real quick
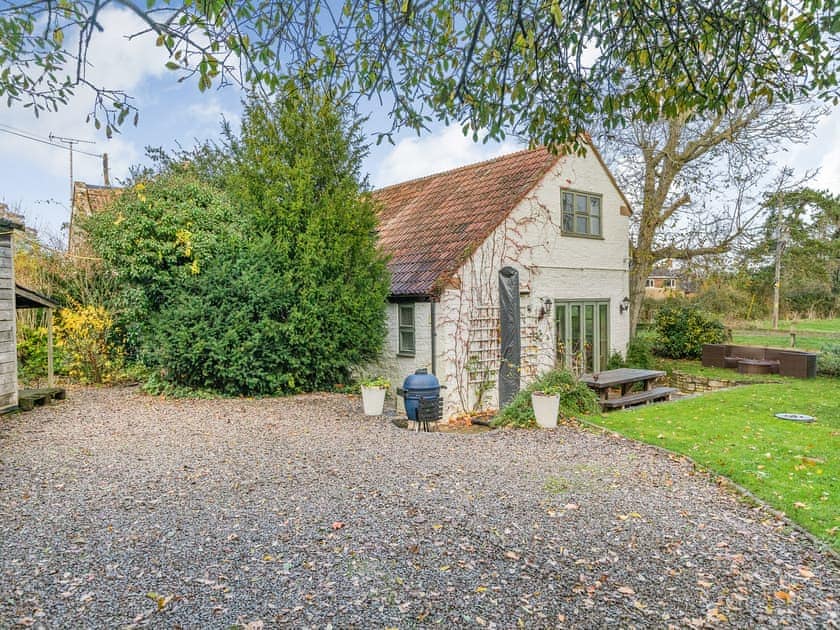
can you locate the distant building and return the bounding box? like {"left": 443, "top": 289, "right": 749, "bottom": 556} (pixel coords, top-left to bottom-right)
{"left": 644, "top": 264, "right": 693, "bottom": 300}
{"left": 69, "top": 182, "right": 122, "bottom": 255}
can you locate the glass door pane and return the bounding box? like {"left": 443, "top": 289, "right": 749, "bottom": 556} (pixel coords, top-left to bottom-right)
{"left": 555, "top": 303, "right": 567, "bottom": 367}
{"left": 570, "top": 304, "right": 581, "bottom": 366}
{"left": 598, "top": 303, "right": 608, "bottom": 371}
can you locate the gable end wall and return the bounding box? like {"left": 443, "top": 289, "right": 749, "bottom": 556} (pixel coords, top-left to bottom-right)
{"left": 434, "top": 148, "right": 631, "bottom": 416}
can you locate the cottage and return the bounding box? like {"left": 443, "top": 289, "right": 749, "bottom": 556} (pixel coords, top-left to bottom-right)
{"left": 372, "top": 145, "right": 633, "bottom": 417}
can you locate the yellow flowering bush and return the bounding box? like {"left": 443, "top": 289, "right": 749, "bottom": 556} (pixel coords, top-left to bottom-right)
{"left": 55, "top": 304, "right": 123, "bottom": 383}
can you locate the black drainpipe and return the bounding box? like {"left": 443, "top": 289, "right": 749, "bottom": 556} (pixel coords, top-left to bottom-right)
{"left": 430, "top": 299, "right": 437, "bottom": 375}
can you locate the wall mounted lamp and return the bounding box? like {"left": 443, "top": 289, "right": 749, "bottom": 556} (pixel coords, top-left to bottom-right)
{"left": 619, "top": 296, "right": 631, "bottom": 314}
{"left": 538, "top": 297, "right": 553, "bottom": 320}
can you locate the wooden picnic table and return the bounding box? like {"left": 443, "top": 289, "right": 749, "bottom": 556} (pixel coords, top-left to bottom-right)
{"left": 579, "top": 368, "right": 667, "bottom": 401}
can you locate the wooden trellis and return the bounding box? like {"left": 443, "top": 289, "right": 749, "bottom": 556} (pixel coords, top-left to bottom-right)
{"left": 467, "top": 305, "right": 539, "bottom": 385}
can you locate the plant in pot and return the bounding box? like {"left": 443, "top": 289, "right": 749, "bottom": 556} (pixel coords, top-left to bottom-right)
{"left": 531, "top": 384, "right": 561, "bottom": 428}
{"left": 360, "top": 376, "right": 390, "bottom": 416}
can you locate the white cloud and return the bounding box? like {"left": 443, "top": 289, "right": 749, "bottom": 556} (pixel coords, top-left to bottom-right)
{"left": 80, "top": 7, "right": 170, "bottom": 91}
{"left": 371, "top": 125, "right": 523, "bottom": 188}
{"left": 0, "top": 7, "right": 176, "bottom": 233}
{"left": 810, "top": 111, "right": 840, "bottom": 193}
{"left": 786, "top": 107, "right": 840, "bottom": 195}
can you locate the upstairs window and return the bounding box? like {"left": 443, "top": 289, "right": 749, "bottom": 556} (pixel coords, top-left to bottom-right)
{"left": 398, "top": 303, "right": 415, "bottom": 355}
{"left": 645, "top": 278, "right": 655, "bottom": 288}
{"left": 562, "top": 191, "right": 602, "bottom": 237}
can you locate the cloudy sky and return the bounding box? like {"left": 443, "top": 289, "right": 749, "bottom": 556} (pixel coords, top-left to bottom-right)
{"left": 1, "top": 7, "right": 837, "bottom": 243}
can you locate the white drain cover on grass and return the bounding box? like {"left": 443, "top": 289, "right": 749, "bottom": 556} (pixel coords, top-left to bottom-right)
{"left": 774, "top": 413, "right": 815, "bottom": 423}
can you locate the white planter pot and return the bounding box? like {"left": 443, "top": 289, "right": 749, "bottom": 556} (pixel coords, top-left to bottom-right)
{"left": 531, "top": 392, "right": 560, "bottom": 428}
{"left": 361, "top": 386, "right": 387, "bottom": 416}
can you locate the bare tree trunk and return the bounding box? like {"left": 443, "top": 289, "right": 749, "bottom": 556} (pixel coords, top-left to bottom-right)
{"left": 598, "top": 102, "right": 820, "bottom": 343}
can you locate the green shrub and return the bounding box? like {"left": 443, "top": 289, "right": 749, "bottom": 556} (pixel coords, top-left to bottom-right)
{"left": 653, "top": 305, "right": 726, "bottom": 359}
{"left": 55, "top": 304, "right": 123, "bottom": 384}
{"left": 817, "top": 343, "right": 840, "bottom": 377}
{"left": 606, "top": 351, "right": 624, "bottom": 370}
{"left": 625, "top": 334, "right": 656, "bottom": 369}
{"left": 85, "top": 91, "right": 390, "bottom": 397}
{"left": 17, "top": 324, "right": 65, "bottom": 385}
{"left": 494, "top": 369, "right": 598, "bottom": 428}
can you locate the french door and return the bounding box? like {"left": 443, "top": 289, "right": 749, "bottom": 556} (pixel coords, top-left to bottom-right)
{"left": 555, "top": 300, "right": 609, "bottom": 373}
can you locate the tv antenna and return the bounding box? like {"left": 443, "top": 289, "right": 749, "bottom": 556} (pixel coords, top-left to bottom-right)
{"left": 48, "top": 133, "right": 97, "bottom": 215}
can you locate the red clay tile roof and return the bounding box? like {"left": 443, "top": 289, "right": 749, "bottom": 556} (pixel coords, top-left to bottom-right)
{"left": 373, "top": 148, "right": 559, "bottom": 297}
{"left": 73, "top": 182, "right": 122, "bottom": 216}
{"left": 70, "top": 182, "right": 122, "bottom": 255}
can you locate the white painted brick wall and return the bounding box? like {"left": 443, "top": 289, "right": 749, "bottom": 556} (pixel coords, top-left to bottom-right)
{"left": 380, "top": 301, "right": 434, "bottom": 413}
{"left": 434, "top": 147, "right": 631, "bottom": 418}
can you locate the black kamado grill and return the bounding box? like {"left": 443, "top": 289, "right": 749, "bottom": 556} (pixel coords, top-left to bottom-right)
{"left": 397, "top": 369, "right": 443, "bottom": 431}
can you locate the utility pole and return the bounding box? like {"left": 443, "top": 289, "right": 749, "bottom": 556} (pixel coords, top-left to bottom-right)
{"left": 772, "top": 189, "right": 786, "bottom": 330}
{"left": 49, "top": 133, "right": 96, "bottom": 251}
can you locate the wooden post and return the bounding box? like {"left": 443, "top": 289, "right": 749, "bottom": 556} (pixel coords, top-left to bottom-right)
{"left": 772, "top": 189, "right": 784, "bottom": 330}
{"left": 47, "top": 308, "right": 54, "bottom": 387}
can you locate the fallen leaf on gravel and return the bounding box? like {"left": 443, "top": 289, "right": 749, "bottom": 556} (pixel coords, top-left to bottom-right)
{"left": 798, "top": 567, "right": 815, "bottom": 579}
{"left": 145, "top": 592, "right": 173, "bottom": 611}
{"left": 564, "top": 503, "right": 579, "bottom": 510}
{"left": 505, "top": 551, "right": 520, "bottom": 560}
{"left": 476, "top": 586, "right": 487, "bottom": 593}
{"left": 617, "top": 586, "right": 635, "bottom": 595}
{"left": 697, "top": 580, "right": 713, "bottom": 588}
{"left": 707, "top": 608, "right": 728, "bottom": 622}
{"left": 439, "top": 565, "right": 450, "bottom": 571}
{"left": 617, "top": 512, "right": 641, "bottom": 520}
{"left": 332, "top": 521, "right": 345, "bottom": 530}
{"left": 774, "top": 590, "right": 792, "bottom": 603}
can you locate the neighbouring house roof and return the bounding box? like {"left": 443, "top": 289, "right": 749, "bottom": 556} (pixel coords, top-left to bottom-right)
{"left": 373, "top": 145, "right": 631, "bottom": 298}
{"left": 73, "top": 182, "right": 121, "bottom": 215}
{"left": 70, "top": 182, "right": 122, "bottom": 255}
{"left": 648, "top": 266, "right": 680, "bottom": 279}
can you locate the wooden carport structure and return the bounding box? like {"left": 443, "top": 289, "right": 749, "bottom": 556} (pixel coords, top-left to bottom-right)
{"left": 16, "top": 284, "right": 59, "bottom": 385}
{"left": 14, "top": 284, "right": 64, "bottom": 411}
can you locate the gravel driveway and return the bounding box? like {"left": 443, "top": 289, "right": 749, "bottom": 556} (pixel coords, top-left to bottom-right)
{"left": 0, "top": 387, "right": 837, "bottom": 628}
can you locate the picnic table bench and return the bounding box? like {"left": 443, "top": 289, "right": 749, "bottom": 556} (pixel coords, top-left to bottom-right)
{"left": 579, "top": 368, "right": 677, "bottom": 411}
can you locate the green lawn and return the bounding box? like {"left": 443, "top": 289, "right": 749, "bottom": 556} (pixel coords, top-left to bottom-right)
{"left": 731, "top": 331, "right": 832, "bottom": 352}
{"left": 590, "top": 377, "right": 840, "bottom": 550}
{"left": 739, "top": 318, "right": 840, "bottom": 334}
{"left": 730, "top": 317, "right": 839, "bottom": 352}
